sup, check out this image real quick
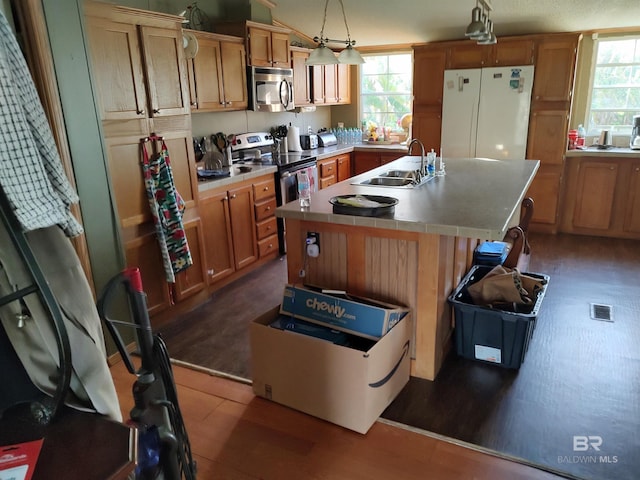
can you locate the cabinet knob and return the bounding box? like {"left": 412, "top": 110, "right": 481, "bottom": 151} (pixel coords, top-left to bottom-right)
{"left": 207, "top": 269, "right": 215, "bottom": 276}
{"left": 190, "top": 102, "right": 197, "bottom": 107}
{"left": 635, "top": 167, "right": 640, "bottom": 172}
{"left": 153, "top": 109, "right": 160, "bottom": 114}
{"left": 610, "top": 166, "right": 615, "bottom": 170}
{"left": 263, "top": 186, "right": 269, "bottom": 191}
{"left": 267, "top": 225, "right": 272, "bottom": 230}
{"left": 231, "top": 194, "right": 237, "bottom": 199}
{"left": 136, "top": 109, "right": 145, "bottom": 115}
{"left": 266, "top": 206, "right": 271, "bottom": 211}
{"left": 223, "top": 196, "right": 229, "bottom": 201}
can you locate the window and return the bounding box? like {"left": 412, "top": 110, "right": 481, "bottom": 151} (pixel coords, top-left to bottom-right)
{"left": 360, "top": 53, "right": 412, "bottom": 138}
{"left": 586, "top": 36, "right": 640, "bottom": 136}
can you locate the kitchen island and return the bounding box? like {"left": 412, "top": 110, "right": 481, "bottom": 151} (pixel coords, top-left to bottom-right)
{"left": 275, "top": 156, "right": 539, "bottom": 380}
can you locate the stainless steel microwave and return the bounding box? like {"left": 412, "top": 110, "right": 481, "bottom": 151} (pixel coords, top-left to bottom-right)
{"left": 248, "top": 66, "right": 295, "bottom": 112}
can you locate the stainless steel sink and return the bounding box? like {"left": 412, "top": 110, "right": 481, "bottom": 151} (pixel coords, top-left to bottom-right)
{"left": 358, "top": 177, "right": 415, "bottom": 187}
{"left": 380, "top": 170, "right": 417, "bottom": 179}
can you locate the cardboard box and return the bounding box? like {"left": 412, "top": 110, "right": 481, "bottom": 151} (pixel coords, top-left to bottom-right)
{"left": 251, "top": 306, "right": 411, "bottom": 434}
{"left": 280, "top": 284, "right": 410, "bottom": 340}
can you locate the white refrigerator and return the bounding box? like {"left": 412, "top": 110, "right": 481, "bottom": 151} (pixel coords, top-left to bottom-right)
{"left": 440, "top": 65, "right": 534, "bottom": 160}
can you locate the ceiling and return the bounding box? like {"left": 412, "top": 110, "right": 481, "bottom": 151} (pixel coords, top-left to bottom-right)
{"left": 268, "top": 0, "right": 640, "bottom": 48}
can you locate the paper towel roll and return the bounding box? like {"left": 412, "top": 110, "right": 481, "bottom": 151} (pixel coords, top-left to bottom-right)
{"left": 287, "top": 125, "right": 302, "bottom": 152}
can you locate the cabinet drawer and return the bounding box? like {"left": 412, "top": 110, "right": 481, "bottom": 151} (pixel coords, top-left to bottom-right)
{"left": 258, "top": 234, "right": 279, "bottom": 257}
{"left": 256, "top": 216, "right": 277, "bottom": 240}
{"left": 320, "top": 176, "right": 336, "bottom": 189}
{"left": 320, "top": 159, "right": 337, "bottom": 178}
{"left": 253, "top": 177, "right": 276, "bottom": 202}
{"left": 255, "top": 197, "right": 277, "bottom": 222}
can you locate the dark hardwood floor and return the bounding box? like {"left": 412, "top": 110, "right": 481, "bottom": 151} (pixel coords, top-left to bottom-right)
{"left": 159, "top": 232, "right": 640, "bottom": 480}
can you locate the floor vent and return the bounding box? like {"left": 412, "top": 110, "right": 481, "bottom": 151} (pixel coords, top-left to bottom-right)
{"left": 590, "top": 303, "right": 613, "bottom": 322}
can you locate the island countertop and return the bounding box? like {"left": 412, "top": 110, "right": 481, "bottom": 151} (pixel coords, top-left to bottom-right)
{"left": 276, "top": 156, "right": 540, "bottom": 241}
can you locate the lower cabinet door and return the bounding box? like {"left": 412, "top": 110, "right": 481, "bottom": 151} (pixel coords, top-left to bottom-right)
{"left": 200, "top": 190, "right": 235, "bottom": 285}
{"left": 173, "top": 219, "right": 207, "bottom": 301}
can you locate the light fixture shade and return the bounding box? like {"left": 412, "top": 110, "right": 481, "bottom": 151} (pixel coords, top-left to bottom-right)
{"left": 477, "top": 20, "right": 497, "bottom": 45}
{"left": 338, "top": 45, "right": 365, "bottom": 64}
{"left": 465, "top": 6, "right": 486, "bottom": 37}
{"left": 306, "top": 44, "right": 339, "bottom": 65}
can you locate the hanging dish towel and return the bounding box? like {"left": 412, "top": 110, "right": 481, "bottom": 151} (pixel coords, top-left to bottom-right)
{"left": 141, "top": 138, "right": 192, "bottom": 283}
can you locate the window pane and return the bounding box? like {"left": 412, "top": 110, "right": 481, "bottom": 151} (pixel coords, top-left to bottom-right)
{"left": 360, "top": 53, "right": 413, "bottom": 132}
{"left": 596, "top": 39, "right": 636, "bottom": 64}
{"left": 587, "top": 36, "right": 640, "bottom": 133}
{"left": 593, "top": 66, "right": 632, "bottom": 87}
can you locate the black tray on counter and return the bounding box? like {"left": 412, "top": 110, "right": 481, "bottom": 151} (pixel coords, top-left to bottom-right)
{"left": 329, "top": 195, "right": 398, "bottom": 217}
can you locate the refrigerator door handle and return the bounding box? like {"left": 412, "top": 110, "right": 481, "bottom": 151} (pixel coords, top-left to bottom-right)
{"left": 459, "top": 76, "right": 465, "bottom": 92}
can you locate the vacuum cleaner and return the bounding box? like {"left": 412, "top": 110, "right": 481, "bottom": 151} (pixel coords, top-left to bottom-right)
{"left": 97, "top": 267, "right": 197, "bottom": 480}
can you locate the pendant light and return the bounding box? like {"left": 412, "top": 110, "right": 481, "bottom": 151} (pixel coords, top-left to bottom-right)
{"left": 306, "top": 0, "right": 365, "bottom": 66}
{"left": 465, "top": 0, "right": 497, "bottom": 45}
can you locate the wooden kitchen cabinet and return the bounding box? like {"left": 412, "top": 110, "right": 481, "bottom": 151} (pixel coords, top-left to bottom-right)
{"left": 413, "top": 45, "right": 447, "bottom": 108}
{"left": 623, "top": 162, "right": 640, "bottom": 234}
{"left": 311, "top": 61, "right": 351, "bottom": 105}
{"left": 336, "top": 63, "right": 351, "bottom": 104}
{"left": 200, "top": 174, "right": 278, "bottom": 285}
{"left": 291, "top": 47, "right": 312, "bottom": 106}
{"left": 318, "top": 153, "right": 352, "bottom": 189}
{"left": 186, "top": 30, "right": 247, "bottom": 112}
{"left": 227, "top": 184, "right": 258, "bottom": 270}
{"left": 86, "top": 2, "right": 205, "bottom": 318}
{"left": 353, "top": 151, "right": 403, "bottom": 176}
{"left": 336, "top": 153, "right": 352, "bottom": 181}
{"left": 527, "top": 33, "right": 581, "bottom": 233}
{"left": 248, "top": 25, "right": 290, "bottom": 67}
{"left": 124, "top": 230, "right": 172, "bottom": 316}
{"left": 173, "top": 219, "right": 207, "bottom": 302}
{"left": 532, "top": 36, "right": 579, "bottom": 104}
{"left": 411, "top": 111, "right": 442, "bottom": 154}
{"left": 253, "top": 177, "right": 279, "bottom": 258}
{"left": 86, "top": 6, "right": 190, "bottom": 120}
{"left": 318, "top": 157, "right": 337, "bottom": 189}
{"left": 200, "top": 189, "right": 235, "bottom": 284}
{"left": 216, "top": 21, "right": 291, "bottom": 67}
{"left": 447, "top": 38, "right": 535, "bottom": 69}
{"left": 560, "top": 157, "right": 640, "bottom": 239}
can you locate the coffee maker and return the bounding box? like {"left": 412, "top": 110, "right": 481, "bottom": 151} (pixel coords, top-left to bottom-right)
{"left": 631, "top": 115, "right": 640, "bottom": 150}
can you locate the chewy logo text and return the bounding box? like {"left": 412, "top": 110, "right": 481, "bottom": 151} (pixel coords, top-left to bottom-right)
{"left": 306, "top": 298, "right": 346, "bottom": 318}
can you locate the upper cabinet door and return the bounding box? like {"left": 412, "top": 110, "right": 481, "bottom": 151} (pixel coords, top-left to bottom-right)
{"left": 532, "top": 36, "right": 579, "bottom": 103}
{"left": 291, "top": 49, "right": 312, "bottom": 106}
{"left": 248, "top": 26, "right": 272, "bottom": 66}
{"left": 270, "top": 31, "right": 291, "bottom": 67}
{"left": 191, "top": 36, "right": 224, "bottom": 111}
{"left": 140, "top": 25, "right": 190, "bottom": 117}
{"left": 413, "top": 46, "right": 447, "bottom": 108}
{"left": 86, "top": 18, "right": 148, "bottom": 120}
{"left": 220, "top": 41, "right": 248, "bottom": 109}
{"left": 491, "top": 38, "right": 535, "bottom": 66}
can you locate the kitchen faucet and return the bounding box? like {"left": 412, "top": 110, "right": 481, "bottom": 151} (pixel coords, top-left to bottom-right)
{"left": 407, "top": 138, "right": 426, "bottom": 179}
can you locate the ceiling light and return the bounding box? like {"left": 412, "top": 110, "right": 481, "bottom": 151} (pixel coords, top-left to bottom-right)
{"left": 465, "top": 0, "right": 497, "bottom": 45}
{"left": 306, "top": 0, "right": 365, "bottom": 66}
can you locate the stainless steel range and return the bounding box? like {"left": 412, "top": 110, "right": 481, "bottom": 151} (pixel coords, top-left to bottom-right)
{"left": 231, "top": 132, "right": 318, "bottom": 253}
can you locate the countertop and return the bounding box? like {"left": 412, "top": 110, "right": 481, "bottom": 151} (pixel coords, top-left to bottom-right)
{"left": 197, "top": 164, "right": 277, "bottom": 192}
{"left": 275, "top": 156, "right": 540, "bottom": 240}
{"left": 196, "top": 143, "right": 409, "bottom": 192}
{"left": 565, "top": 146, "right": 640, "bottom": 158}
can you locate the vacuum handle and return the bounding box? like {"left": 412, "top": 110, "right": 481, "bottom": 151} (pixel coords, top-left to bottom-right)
{"left": 97, "top": 268, "right": 155, "bottom": 375}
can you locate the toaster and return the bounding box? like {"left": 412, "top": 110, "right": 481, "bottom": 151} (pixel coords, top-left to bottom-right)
{"left": 300, "top": 134, "right": 318, "bottom": 150}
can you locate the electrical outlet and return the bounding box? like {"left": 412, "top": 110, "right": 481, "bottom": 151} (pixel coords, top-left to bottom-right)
{"left": 306, "top": 232, "right": 320, "bottom": 256}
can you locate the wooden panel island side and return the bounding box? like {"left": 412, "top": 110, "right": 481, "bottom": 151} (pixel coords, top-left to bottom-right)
{"left": 275, "top": 156, "right": 539, "bottom": 380}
